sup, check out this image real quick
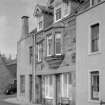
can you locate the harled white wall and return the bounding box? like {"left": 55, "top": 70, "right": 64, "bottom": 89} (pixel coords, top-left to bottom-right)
{"left": 76, "top": 2, "right": 105, "bottom": 105}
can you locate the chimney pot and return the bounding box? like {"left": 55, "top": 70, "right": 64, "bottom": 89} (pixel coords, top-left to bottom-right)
{"left": 21, "top": 16, "right": 29, "bottom": 39}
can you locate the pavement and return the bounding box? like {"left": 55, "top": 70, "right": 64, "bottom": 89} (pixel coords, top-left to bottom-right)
{"left": 4, "top": 97, "right": 22, "bottom": 104}
{"left": 0, "top": 94, "right": 18, "bottom": 105}
{"left": 4, "top": 95, "right": 36, "bottom": 105}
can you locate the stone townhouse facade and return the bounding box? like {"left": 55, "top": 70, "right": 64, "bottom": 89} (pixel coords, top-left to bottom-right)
{"left": 76, "top": 0, "right": 105, "bottom": 105}
{"left": 17, "top": 0, "right": 91, "bottom": 105}
{"left": 33, "top": 0, "right": 89, "bottom": 105}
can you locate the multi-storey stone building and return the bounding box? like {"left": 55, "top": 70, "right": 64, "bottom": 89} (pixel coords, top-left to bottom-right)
{"left": 17, "top": 0, "right": 90, "bottom": 105}
{"left": 33, "top": 0, "right": 89, "bottom": 105}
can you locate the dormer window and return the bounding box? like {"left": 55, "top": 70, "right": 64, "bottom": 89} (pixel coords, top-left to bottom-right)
{"left": 37, "top": 16, "right": 43, "bottom": 31}
{"left": 63, "top": 2, "right": 71, "bottom": 17}
{"left": 39, "top": 21, "right": 43, "bottom": 29}
{"left": 90, "top": 0, "right": 102, "bottom": 6}
{"left": 54, "top": 2, "right": 71, "bottom": 22}
{"left": 56, "top": 8, "right": 61, "bottom": 21}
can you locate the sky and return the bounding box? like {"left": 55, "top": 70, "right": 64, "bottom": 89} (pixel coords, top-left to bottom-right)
{"left": 0, "top": 0, "right": 47, "bottom": 59}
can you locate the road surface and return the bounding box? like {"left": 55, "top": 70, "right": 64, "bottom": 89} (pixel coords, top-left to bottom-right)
{"left": 0, "top": 94, "right": 18, "bottom": 105}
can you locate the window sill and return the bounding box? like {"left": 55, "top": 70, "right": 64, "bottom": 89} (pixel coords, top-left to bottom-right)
{"left": 36, "top": 61, "right": 42, "bottom": 64}
{"left": 88, "top": 99, "right": 100, "bottom": 104}
{"left": 55, "top": 53, "right": 62, "bottom": 56}
{"left": 88, "top": 51, "right": 101, "bottom": 56}
{"left": 45, "top": 97, "right": 54, "bottom": 99}
{"left": 55, "top": 18, "right": 62, "bottom": 23}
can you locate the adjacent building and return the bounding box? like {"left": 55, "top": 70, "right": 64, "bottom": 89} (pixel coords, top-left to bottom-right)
{"left": 76, "top": 0, "right": 105, "bottom": 105}
{"left": 17, "top": 16, "right": 37, "bottom": 103}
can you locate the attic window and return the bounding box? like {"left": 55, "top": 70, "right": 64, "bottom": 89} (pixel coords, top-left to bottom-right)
{"left": 63, "top": 0, "right": 84, "bottom": 3}
{"left": 37, "top": 8, "right": 39, "bottom": 12}
{"left": 56, "top": 8, "right": 61, "bottom": 21}
{"left": 91, "top": 0, "right": 101, "bottom": 6}
{"left": 71, "top": 53, "right": 76, "bottom": 63}
{"left": 34, "top": 7, "right": 41, "bottom": 16}
{"left": 39, "top": 21, "right": 43, "bottom": 29}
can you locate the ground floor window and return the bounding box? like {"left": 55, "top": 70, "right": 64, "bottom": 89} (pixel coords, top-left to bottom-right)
{"left": 45, "top": 75, "right": 54, "bottom": 98}
{"left": 41, "top": 73, "right": 72, "bottom": 100}
{"left": 91, "top": 71, "right": 99, "bottom": 100}
{"left": 20, "top": 75, "right": 25, "bottom": 94}
{"left": 62, "top": 73, "right": 72, "bottom": 98}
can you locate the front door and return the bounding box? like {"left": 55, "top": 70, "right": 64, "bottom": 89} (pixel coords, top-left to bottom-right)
{"left": 56, "top": 74, "right": 61, "bottom": 105}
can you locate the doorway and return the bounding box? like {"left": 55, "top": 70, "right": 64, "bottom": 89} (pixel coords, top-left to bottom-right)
{"left": 29, "top": 75, "right": 32, "bottom": 102}
{"left": 56, "top": 74, "right": 61, "bottom": 105}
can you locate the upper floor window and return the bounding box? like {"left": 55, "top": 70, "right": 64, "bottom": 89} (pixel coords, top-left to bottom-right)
{"left": 39, "top": 21, "right": 43, "bottom": 29}
{"left": 29, "top": 46, "right": 33, "bottom": 64}
{"left": 47, "top": 35, "right": 52, "bottom": 56}
{"left": 38, "top": 42, "right": 43, "bottom": 62}
{"left": 54, "top": 2, "right": 71, "bottom": 22}
{"left": 55, "top": 33, "right": 62, "bottom": 55}
{"left": 63, "top": 3, "right": 71, "bottom": 17}
{"left": 56, "top": 8, "right": 61, "bottom": 21}
{"left": 20, "top": 75, "right": 25, "bottom": 94}
{"left": 91, "top": 23, "right": 99, "bottom": 52}
{"left": 91, "top": 0, "right": 101, "bottom": 6}
{"left": 90, "top": 71, "right": 99, "bottom": 100}
{"left": 37, "top": 16, "right": 43, "bottom": 31}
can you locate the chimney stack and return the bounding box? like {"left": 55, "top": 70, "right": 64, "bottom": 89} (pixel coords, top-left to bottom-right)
{"left": 21, "top": 16, "right": 29, "bottom": 39}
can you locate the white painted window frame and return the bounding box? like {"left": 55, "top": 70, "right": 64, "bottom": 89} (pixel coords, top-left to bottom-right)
{"left": 47, "top": 35, "right": 52, "bottom": 56}
{"left": 88, "top": 70, "right": 100, "bottom": 103}
{"left": 88, "top": 21, "right": 101, "bottom": 55}
{"left": 37, "top": 43, "right": 42, "bottom": 62}
{"left": 90, "top": 0, "right": 103, "bottom": 7}
{"left": 45, "top": 75, "right": 54, "bottom": 99}
{"left": 63, "top": 2, "right": 71, "bottom": 18}
{"left": 37, "top": 16, "right": 43, "bottom": 31}
{"left": 54, "top": 4, "right": 62, "bottom": 23}
{"left": 55, "top": 33, "right": 62, "bottom": 55}
{"left": 61, "top": 73, "right": 72, "bottom": 99}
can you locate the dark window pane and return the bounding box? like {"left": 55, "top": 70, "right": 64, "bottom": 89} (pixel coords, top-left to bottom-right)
{"left": 55, "top": 34, "right": 61, "bottom": 54}
{"left": 91, "top": 71, "right": 99, "bottom": 100}
{"left": 91, "top": 23, "right": 99, "bottom": 52}
{"left": 56, "top": 8, "right": 61, "bottom": 21}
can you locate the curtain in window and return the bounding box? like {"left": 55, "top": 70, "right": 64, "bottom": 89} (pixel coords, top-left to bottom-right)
{"left": 55, "top": 33, "right": 61, "bottom": 55}
{"left": 62, "top": 73, "right": 72, "bottom": 98}
{"left": 91, "top": 71, "right": 99, "bottom": 100}
{"left": 47, "top": 35, "right": 52, "bottom": 56}
{"left": 45, "top": 75, "right": 54, "bottom": 98}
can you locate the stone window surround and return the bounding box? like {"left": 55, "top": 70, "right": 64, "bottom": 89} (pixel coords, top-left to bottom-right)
{"left": 88, "top": 21, "right": 101, "bottom": 55}
{"left": 90, "top": 0, "right": 103, "bottom": 6}
{"left": 46, "top": 31, "right": 62, "bottom": 57}
{"left": 88, "top": 70, "right": 100, "bottom": 103}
